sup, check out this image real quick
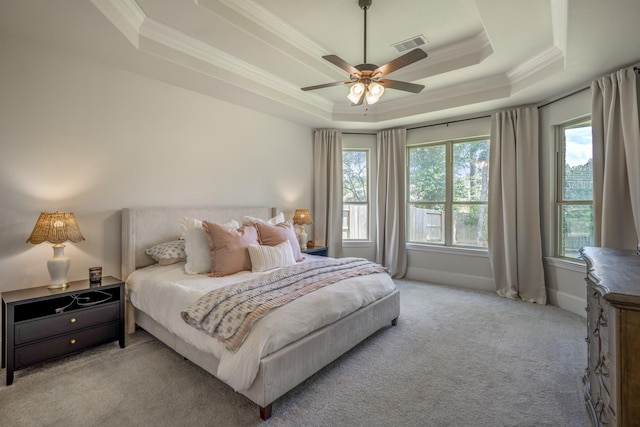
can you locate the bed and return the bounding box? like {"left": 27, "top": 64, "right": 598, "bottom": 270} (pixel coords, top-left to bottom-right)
{"left": 121, "top": 206, "right": 400, "bottom": 420}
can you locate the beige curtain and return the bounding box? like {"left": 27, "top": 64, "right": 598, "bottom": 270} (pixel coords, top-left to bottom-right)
{"left": 376, "top": 128, "right": 407, "bottom": 278}
{"left": 591, "top": 67, "right": 640, "bottom": 248}
{"left": 488, "top": 106, "right": 546, "bottom": 304}
{"left": 313, "top": 129, "right": 343, "bottom": 258}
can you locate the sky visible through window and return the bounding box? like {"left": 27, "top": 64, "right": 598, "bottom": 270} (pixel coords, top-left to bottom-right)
{"left": 565, "top": 127, "right": 591, "bottom": 167}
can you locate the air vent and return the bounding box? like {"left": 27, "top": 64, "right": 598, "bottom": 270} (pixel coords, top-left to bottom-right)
{"left": 391, "top": 35, "right": 428, "bottom": 53}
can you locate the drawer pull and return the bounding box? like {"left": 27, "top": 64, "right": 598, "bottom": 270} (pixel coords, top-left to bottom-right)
{"left": 70, "top": 317, "right": 77, "bottom": 324}
{"left": 70, "top": 339, "right": 77, "bottom": 345}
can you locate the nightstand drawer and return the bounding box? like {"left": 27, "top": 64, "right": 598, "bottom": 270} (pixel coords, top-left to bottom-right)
{"left": 15, "top": 322, "right": 119, "bottom": 369}
{"left": 14, "top": 302, "right": 120, "bottom": 345}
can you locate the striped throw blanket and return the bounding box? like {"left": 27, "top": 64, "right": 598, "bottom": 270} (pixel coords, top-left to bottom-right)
{"left": 181, "top": 257, "right": 387, "bottom": 351}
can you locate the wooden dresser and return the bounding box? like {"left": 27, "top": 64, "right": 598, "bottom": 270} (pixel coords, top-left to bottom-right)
{"left": 580, "top": 247, "right": 640, "bottom": 426}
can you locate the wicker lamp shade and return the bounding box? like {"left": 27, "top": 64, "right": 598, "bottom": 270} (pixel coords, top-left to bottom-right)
{"left": 27, "top": 212, "right": 85, "bottom": 288}
{"left": 26, "top": 212, "right": 85, "bottom": 245}
{"left": 292, "top": 209, "right": 313, "bottom": 227}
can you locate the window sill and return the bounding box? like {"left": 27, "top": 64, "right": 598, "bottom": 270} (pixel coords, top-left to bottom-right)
{"left": 544, "top": 256, "right": 585, "bottom": 273}
{"left": 406, "top": 243, "right": 489, "bottom": 258}
{"left": 342, "top": 240, "right": 373, "bottom": 248}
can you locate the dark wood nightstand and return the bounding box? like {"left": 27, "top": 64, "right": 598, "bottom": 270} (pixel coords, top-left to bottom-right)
{"left": 303, "top": 246, "right": 328, "bottom": 257}
{"left": 1, "top": 276, "right": 125, "bottom": 385}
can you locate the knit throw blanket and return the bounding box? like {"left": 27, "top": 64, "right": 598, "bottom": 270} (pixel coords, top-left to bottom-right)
{"left": 181, "top": 258, "right": 387, "bottom": 351}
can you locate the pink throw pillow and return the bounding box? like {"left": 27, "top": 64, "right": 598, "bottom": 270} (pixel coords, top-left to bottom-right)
{"left": 202, "top": 221, "right": 259, "bottom": 277}
{"left": 255, "top": 219, "right": 304, "bottom": 262}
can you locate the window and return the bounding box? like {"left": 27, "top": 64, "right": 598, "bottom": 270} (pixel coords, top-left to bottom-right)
{"left": 556, "top": 118, "right": 593, "bottom": 259}
{"left": 343, "top": 150, "right": 369, "bottom": 240}
{"left": 407, "top": 138, "right": 489, "bottom": 248}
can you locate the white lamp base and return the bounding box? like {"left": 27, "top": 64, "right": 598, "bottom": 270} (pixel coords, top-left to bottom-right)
{"left": 298, "top": 226, "right": 308, "bottom": 251}
{"left": 47, "top": 244, "right": 70, "bottom": 289}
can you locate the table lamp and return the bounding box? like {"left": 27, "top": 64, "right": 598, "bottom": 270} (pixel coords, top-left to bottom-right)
{"left": 292, "top": 209, "right": 313, "bottom": 250}
{"left": 26, "top": 212, "right": 85, "bottom": 289}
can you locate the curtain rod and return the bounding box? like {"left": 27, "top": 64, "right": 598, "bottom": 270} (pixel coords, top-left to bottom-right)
{"left": 343, "top": 131, "right": 376, "bottom": 135}
{"left": 407, "top": 115, "right": 491, "bottom": 131}
{"left": 538, "top": 66, "right": 639, "bottom": 109}
{"left": 342, "top": 114, "right": 491, "bottom": 134}
{"left": 537, "top": 85, "right": 590, "bottom": 109}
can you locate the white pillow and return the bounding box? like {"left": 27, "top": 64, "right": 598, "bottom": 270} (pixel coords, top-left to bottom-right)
{"left": 242, "top": 212, "right": 285, "bottom": 226}
{"left": 181, "top": 217, "right": 240, "bottom": 274}
{"left": 248, "top": 240, "right": 296, "bottom": 272}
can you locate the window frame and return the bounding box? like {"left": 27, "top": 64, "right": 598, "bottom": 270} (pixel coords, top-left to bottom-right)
{"left": 407, "top": 136, "right": 490, "bottom": 249}
{"left": 342, "top": 148, "right": 370, "bottom": 241}
{"left": 554, "top": 116, "right": 593, "bottom": 260}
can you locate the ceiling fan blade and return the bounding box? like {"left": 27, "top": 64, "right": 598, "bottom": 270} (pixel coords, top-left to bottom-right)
{"left": 323, "top": 55, "right": 361, "bottom": 76}
{"left": 379, "top": 79, "right": 425, "bottom": 93}
{"left": 301, "top": 81, "right": 350, "bottom": 91}
{"left": 374, "top": 48, "right": 428, "bottom": 77}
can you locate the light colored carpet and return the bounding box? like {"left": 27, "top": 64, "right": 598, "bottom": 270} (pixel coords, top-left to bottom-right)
{"left": 0, "top": 279, "right": 588, "bottom": 426}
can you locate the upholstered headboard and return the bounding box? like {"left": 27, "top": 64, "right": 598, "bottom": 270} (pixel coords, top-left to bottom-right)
{"left": 121, "top": 206, "right": 276, "bottom": 280}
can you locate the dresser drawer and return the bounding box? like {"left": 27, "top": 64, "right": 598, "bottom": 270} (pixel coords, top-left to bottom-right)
{"left": 14, "top": 302, "right": 120, "bottom": 345}
{"left": 14, "top": 322, "right": 119, "bottom": 369}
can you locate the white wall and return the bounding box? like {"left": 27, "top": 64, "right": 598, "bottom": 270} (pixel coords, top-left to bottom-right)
{"left": 0, "top": 34, "right": 313, "bottom": 298}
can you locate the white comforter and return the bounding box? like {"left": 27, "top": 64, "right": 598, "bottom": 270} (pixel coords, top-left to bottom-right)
{"left": 126, "top": 256, "right": 396, "bottom": 391}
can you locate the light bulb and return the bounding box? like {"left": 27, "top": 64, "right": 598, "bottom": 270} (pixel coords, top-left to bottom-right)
{"left": 369, "top": 82, "right": 384, "bottom": 97}
{"left": 347, "top": 82, "right": 365, "bottom": 103}
{"left": 365, "top": 82, "right": 384, "bottom": 105}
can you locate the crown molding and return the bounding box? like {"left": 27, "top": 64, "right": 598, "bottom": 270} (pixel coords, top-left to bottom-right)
{"left": 550, "top": 0, "right": 568, "bottom": 54}
{"left": 332, "top": 74, "right": 509, "bottom": 122}
{"left": 93, "top": 0, "right": 334, "bottom": 113}
{"left": 91, "top": 0, "right": 145, "bottom": 47}
{"left": 209, "top": 0, "right": 328, "bottom": 60}
{"left": 428, "top": 31, "right": 492, "bottom": 66}
{"left": 507, "top": 45, "right": 565, "bottom": 85}
{"left": 90, "top": 0, "right": 566, "bottom": 125}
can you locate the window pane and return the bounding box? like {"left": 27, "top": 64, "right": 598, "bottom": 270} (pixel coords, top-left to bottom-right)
{"left": 409, "top": 145, "right": 446, "bottom": 202}
{"left": 559, "top": 204, "right": 594, "bottom": 258}
{"left": 562, "top": 126, "right": 592, "bottom": 201}
{"left": 342, "top": 204, "right": 368, "bottom": 240}
{"left": 453, "top": 204, "right": 488, "bottom": 247}
{"left": 343, "top": 151, "right": 368, "bottom": 202}
{"left": 453, "top": 140, "right": 489, "bottom": 202}
{"left": 408, "top": 204, "right": 445, "bottom": 244}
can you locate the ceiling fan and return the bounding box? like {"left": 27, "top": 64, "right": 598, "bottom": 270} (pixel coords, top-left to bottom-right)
{"left": 301, "top": 0, "right": 428, "bottom": 106}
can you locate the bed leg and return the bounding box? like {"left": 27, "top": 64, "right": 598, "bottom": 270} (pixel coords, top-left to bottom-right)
{"left": 391, "top": 317, "right": 398, "bottom": 326}
{"left": 259, "top": 404, "right": 272, "bottom": 420}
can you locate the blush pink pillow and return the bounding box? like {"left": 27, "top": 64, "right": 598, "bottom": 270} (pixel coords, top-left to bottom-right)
{"left": 255, "top": 219, "right": 304, "bottom": 262}
{"left": 202, "top": 221, "right": 259, "bottom": 277}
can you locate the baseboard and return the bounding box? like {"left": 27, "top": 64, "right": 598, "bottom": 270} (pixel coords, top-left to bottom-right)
{"left": 547, "top": 288, "right": 587, "bottom": 318}
{"left": 405, "top": 266, "right": 495, "bottom": 292}
{"left": 405, "top": 266, "right": 587, "bottom": 318}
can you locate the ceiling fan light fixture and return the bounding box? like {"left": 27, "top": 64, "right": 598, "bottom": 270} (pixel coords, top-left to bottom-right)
{"left": 347, "top": 82, "right": 366, "bottom": 103}
{"left": 365, "top": 93, "right": 380, "bottom": 105}
{"left": 369, "top": 81, "right": 384, "bottom": 96}
{"left": 366, "top": 82, "right": 385, "bottom": 104}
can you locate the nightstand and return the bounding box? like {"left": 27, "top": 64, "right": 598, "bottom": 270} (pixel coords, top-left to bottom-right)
{"left": 2, "top": 276, "right": 125, "bottom": 385}
{"left": 303, "top": 246, "right": 328, "bottom": 257}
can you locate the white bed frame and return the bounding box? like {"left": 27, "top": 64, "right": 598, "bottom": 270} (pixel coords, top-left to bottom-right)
{"left": 121, "top": 206, "right": 400, "bottom": 420}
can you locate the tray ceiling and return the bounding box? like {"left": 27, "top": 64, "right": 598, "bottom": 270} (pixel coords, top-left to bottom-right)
{"left": 1, "top": 0, "right": 639, "bottom": 130}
